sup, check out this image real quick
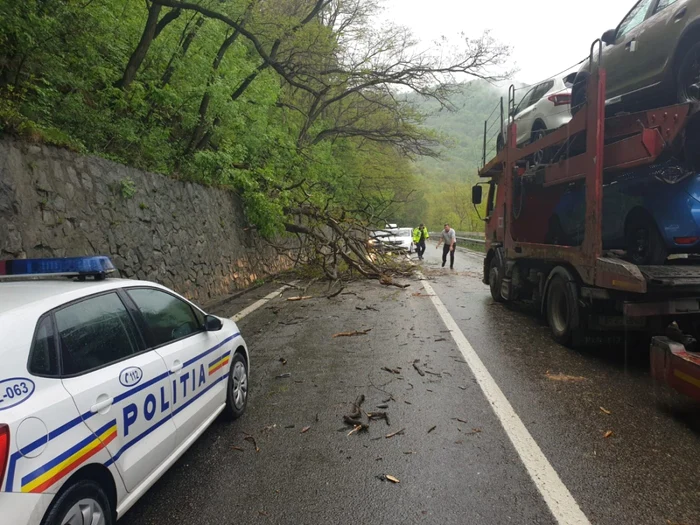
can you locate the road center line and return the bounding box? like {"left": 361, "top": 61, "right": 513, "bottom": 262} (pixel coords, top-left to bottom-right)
{"left": 230, "top": 284, "right": 292, "bottom": 322}
{"left": 419, "top": 274, "right": 591, "bottom": 525}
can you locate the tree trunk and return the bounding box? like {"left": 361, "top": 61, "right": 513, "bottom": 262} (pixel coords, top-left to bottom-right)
{"left": 161, "top": 15, "right": 204, "bottom": 87}
{"left": 115, "top": 4, "right": 180, "bottom": 89}
{"left": 187, "top": 27, "right": 255, "bottom": 152}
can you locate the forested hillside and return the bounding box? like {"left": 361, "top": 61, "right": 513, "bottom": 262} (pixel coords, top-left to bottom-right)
{"left": 406, "top": 80, "right": 507, "bottom": 232}
{"left": 0, "top": 0, "right": 509, "bottom": 276}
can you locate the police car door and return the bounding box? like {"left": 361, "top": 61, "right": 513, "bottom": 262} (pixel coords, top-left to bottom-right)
{"left": 57, "top": 291, "right": 176, "bottom": 492}
{"left": 124, "top": 288, "right": 225, "bottom": 446}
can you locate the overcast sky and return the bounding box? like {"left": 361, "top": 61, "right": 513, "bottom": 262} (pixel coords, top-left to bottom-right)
{"left": 380, "top": 0, "right": 632, "bottom": 85}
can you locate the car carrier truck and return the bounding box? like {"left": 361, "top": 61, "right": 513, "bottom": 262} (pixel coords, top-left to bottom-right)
{"left": 472, "top": 41, "right": 700, "bottom": 402}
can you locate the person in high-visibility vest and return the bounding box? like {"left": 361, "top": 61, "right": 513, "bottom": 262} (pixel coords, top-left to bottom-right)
{"left": 412, "top": 223, "right": 429, "bottom": 260}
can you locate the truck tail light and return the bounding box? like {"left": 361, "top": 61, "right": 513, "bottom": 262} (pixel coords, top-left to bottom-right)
{"left": 548, "top": 93, "right": 572, "bottom": 106}
{"left": 674, "top": 236, "right": 699, "bottom": 245}
{"left": 0, "top": 425, "right": 9, "bottom": 487}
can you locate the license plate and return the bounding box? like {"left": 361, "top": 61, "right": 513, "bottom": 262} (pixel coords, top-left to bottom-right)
{"left": 597, "top": 316, "right": 646, "bottom": 329}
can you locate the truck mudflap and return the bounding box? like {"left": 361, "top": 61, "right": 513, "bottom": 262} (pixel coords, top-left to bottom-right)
{"left": 650, "top": 336, "right": 700, "bottom": 401}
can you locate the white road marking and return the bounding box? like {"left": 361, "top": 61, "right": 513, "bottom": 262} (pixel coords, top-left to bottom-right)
{"left": 230, "top": 284, "right": 292, "bottom": 322}
{"left": 419, "top": 274, "right": 591, "bottom": 525}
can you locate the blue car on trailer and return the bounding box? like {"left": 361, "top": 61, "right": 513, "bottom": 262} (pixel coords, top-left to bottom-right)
{"left": 548, "top": 160, "right": 700, "bottom": 265}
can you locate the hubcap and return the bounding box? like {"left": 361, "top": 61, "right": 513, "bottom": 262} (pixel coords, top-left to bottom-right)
{"left": 550, "top": 285, "right": 568, "bottom": 335}
{"left": 632, "top": 228, "right": 649, "bottom": 259}
{"left": 61, "top": 498, "right": 106, "bottom": 525}
{"left": 231, "top": 361, "right": 247, "bottom": 410}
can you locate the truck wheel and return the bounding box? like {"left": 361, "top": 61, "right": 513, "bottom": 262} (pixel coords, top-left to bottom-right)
{"left": 625, "top": 212, "right": 668, "bottom": 266}
{"left": 546, "top": 274, "right": 577, "bottom": 346}
{"left": 488, "top": 257, "right": 505, "bottom": 302}
{"left": 41, "top": 480, "right": 113, "bottom": 525}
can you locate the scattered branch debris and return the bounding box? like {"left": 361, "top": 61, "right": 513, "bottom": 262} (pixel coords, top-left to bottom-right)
{"left": 545, "top": 372, "right": 586, "bottom": 382}
{"left": 412, "top": 360, "right": 425, "bottom": 377}
{"left": 603, "top": 430, "right": 613, "bottom": 439}
{"left": 276, "top": 281, "right": 303, "bottom": 290}
{"left": 379, "top": 275, "right": 410, "bottom": 288}
{"left": 385, "top": 475, "right": 400, "bottom": 483}
{"left": 276, "top": 373, "right": 291, "bottom": 379}
{"left": 342, "top": 413, "right": 362, "bottom": 425}
{"left": 347, "top": 425, "right": 364, "bottom": 436}
{"left": 333, "top": 329, "right": 371, "bottom": 338}
{"left": 386, "top": 428, "right": 405, "bottom": 439}
{"left": 231, "top": 446, "right": 244, "bottom": 452}
{"left": 427, "top": 425, "right": 436, "bottom": 434}
{"left": 356, "top": 305, "right": 380, "bottom": 312}
{"left": 600, "top": 407, "right": 612, "bottom": 415}
{"left": 244, "top": 435, "right": 260, "bottom": 452}
{"left": 342, "top": 394, "right": 370, "bottom": 432}
{"left": 301, "top": 426, "right": 311, "bottom": 433}
{"left": 451, "top": 418, "right": 468, "bottom": 424}
{"left": 434, "top": 338, "right": 447, "bottom": 342}
{"left": 287, "top": 296, "right": 313, "bottom": 301}
{"left": 467, "top": 428, "right": 482, "bottom": 435}
{"left": 349, "top": 395, "right": 365, "bottom": 419}
{"left": 279, "top": 357, "right": 287, "bottom": 365}
{"left": 278, "top": 318, "right": 305, "bottom": 326}
{"left": 367, "top": 411, "right": 390, "bottom": 426}
{"left": 425, "top": 370, "right": 442, "bottom": 377}
{"left": 326, "top": 282, "right": 345, "bottom": 299}
{"left": 382, "top": 367, "right": 401, "bottom": 375}
{"left": 376, "top": 404, "right": 389, "bottom": 409}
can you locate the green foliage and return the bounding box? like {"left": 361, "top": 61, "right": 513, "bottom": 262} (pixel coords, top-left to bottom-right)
{"left": 0, "top": 0, "right": 507, "bottom": 239}
{"left": 120, "top": 177, "right": 137, "bottom": 199}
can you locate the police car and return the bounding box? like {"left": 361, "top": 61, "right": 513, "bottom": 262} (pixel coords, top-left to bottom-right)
{"left": 0, "top": 256, "right": 250, "bottom": 525}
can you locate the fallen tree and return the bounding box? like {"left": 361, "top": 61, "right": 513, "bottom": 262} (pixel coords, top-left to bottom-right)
{"left": 0, "top": 0, "right": 510, "bottom": 281}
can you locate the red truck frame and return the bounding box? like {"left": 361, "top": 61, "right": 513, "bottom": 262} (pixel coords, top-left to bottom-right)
{"left": 475, "top": 41, "right": 700, "bottom": 402}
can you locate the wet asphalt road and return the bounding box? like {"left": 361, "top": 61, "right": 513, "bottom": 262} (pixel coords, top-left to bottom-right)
{"left": 119, "top": 246, "right": 700, "bottom": 525}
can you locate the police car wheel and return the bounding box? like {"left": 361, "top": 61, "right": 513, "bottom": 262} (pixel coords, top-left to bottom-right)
{"left": 42, "top": 480, "right": 113, "bottom": 525}
{"left": 224, "top": 353, "right": 248, "bottom": 420}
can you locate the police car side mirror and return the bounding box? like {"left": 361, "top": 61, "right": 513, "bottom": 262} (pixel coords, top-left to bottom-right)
{"left": 204, "top": 315, "right": 223, "bottom": 331}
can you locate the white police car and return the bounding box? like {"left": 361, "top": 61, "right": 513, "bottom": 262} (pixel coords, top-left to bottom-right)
{"left": 0, "top": 256, "right": 249, "bottom": 525}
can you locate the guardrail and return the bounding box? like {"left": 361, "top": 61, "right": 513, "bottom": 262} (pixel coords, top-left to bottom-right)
{"left": 428, "top": 233, "right": 486, "bottom": 248}
{"left": 456, "top": 236, "right": 485, "bottom": 245}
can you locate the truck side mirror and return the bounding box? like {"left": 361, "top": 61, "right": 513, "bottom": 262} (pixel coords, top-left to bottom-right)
{"left": 472, "top": 185, "right": 483, "bottom": 205}
{"left": 601, "top": 29, "right": 616, "bottom": 45}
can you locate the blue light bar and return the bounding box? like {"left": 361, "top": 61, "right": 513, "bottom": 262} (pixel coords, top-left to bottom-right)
{"left": 0, "top": 256, "right": 115, "bottom": 279}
